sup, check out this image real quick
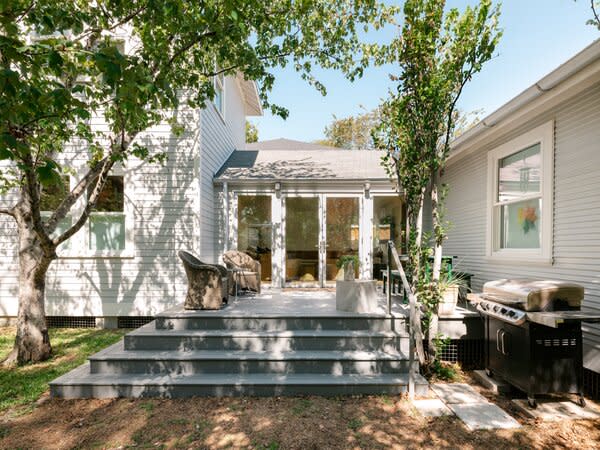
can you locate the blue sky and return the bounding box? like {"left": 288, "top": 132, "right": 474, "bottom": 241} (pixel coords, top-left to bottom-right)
{"left": 250, "top": 0, "right": 599, "bottom": 143}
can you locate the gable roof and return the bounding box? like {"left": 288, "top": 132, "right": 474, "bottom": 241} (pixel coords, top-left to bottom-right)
{"left": 215, "top": 142, "right": 387, "bottom": 182}
{"left": 450, "top": 39, "right": 600, "bottom": 159}
{"left": 244, "top": 138, "right": 339, "bottom": 151}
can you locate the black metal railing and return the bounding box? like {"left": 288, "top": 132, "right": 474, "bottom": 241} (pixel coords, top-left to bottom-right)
{"left": 386, "top": 241, "right": 425, "bottom": 399}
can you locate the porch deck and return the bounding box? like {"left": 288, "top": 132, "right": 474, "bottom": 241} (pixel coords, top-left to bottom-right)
{"left": 165, "top": 287, "right": 406, "bottom": 318}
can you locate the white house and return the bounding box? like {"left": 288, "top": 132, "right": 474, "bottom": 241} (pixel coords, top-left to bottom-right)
{"left": 442, "top": 39, "right": 600, "bottom": 376}
{"left": 0, "top": 66, "right": 262, "bottom": 325}
{"left": 0, "top": 76, "right": 403, "bottom": 326}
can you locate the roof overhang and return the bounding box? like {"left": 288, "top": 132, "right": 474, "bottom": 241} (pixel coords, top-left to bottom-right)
{"left": 449, "top": 39, "right": 600, "bottom": 161}
{"left": 236, "top": 74, "right": 263, "bottom": 117}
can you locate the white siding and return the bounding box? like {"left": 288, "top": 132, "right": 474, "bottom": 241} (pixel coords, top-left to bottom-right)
{"left": 443, "top": 82, "right": 600, "bottom": 357}
{"left": 0, "top": 75, "right": 249, "bottom": 318}
{"left": 199, "top": 77, "right": 246, "bottom": 263}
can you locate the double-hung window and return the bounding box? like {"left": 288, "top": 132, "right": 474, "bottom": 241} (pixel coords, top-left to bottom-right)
{"left": 487, "top": 121, "right": 554, "bottom": 262}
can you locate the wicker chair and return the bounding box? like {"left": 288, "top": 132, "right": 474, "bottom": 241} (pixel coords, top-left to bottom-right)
{"left": 223, "top": 250, "right": 261, "bottom": 294}
{"left": 178, "top": 250, "right": 229, "bottom": 310}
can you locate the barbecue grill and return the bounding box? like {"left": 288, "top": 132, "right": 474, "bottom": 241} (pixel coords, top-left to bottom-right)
{"left": 471, "top": 279, "right": 600, "bottom": 408}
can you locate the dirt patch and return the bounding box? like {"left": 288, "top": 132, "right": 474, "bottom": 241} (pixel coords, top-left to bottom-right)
{"left": 1, "top": 394, "right": 599, "bottom": 449}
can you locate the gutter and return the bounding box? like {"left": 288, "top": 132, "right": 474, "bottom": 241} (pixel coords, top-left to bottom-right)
{"left": 450, "top": 39, "right": 600, "bottom": 154}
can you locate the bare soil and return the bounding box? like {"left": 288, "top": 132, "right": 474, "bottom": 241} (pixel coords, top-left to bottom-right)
{"left": 1, "top": 392, "right": 599, "bottom": 449}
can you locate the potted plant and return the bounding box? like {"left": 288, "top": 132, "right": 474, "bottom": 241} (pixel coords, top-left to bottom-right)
{"left": 437, "top": 271, "right": 468, "bottom": 315}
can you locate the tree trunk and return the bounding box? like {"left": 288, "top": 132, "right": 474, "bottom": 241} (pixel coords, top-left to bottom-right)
{"left": 3, "top": 216, "right": 53, "bottom": 366}
{"left": 428, "top": 175, "right": 443, "bottom": 362}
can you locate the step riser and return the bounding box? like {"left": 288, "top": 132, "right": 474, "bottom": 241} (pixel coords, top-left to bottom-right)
{"left": 156, "top": 317, "right": 407, "bottom": 332}
{"left": 124, "top": 336, "right": 409, "bottom": 353}
{"left": 89, "top": 359, "right": 417, "bottom": 376}
{"left": 51, "top": 382, "right": 429, "bottom": 399}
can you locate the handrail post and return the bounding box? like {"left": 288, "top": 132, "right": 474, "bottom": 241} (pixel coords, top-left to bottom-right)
{"left": 388, "top": 241, "right": 421, "bottom": 400}
{"left": 387, "top": 242, "right": 392, "bottom": 315}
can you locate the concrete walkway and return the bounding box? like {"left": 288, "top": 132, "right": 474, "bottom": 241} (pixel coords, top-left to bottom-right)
{"left": 415, "top": 383, "right": 521, "bottom": 431}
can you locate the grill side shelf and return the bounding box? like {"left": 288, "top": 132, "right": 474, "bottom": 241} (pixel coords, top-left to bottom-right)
{"left": 527, "top": 311, "right": 600, "bottom": 328}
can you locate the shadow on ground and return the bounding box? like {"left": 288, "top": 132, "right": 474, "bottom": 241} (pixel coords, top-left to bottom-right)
{"left": 1, "top": 395, "right": 599, "bottom": 449}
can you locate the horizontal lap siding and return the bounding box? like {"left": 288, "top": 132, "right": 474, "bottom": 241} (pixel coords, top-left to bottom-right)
{"left": 0, "top": 106, "right": 201, "bottom": 317}
{"left": 443, "top": 82, "right": 600, "bottom": 355}
{"left": 199, "top": 77, "right": 246, "bottom": 264}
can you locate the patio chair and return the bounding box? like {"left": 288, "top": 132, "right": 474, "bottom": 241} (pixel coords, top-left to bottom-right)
{"left": 222, "top": 250, "right": 261, "bottom": 294}
{"left": 178, "top": 250, "right": 229, "bottom": 310}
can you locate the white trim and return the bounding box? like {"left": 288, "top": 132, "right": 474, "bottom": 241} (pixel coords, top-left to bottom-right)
{"left": 213, "top": 72, "right": 225, "bottom": 122}
{"left": 58, "top": 166, "right": 135, "bottom": 259}
{"left": 486, "top": 120, "right": 554, "bottom": 263}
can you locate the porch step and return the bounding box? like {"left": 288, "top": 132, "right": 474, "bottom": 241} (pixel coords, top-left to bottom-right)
{"left": 50, "top": 363, "right": 429, "bottom": 398}
{"left": 155, "top": 313, "right": 406, "bottom": 332}
{"left": 124, "top": 326, "right": 409, "bottom": 353}
{"left": 51, "top": 299, "right": 424, "bottom": 399}
{"left": 89, "top": 342, "right": 416, "bottom": 375}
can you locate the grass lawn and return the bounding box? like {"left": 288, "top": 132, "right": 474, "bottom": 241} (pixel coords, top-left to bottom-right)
{"left": 0, "top": 326, "right": 127, "bottom": 415}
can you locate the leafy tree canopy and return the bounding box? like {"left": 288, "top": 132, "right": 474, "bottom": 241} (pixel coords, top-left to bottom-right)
{"left": 319, "top": 107, "right": 380, "bottom": 149}
{"left": 0, "top": 0, "right": 397, "bottom": 365}
{"left": 245, "top": 121, "right": 258, "bottom": 144}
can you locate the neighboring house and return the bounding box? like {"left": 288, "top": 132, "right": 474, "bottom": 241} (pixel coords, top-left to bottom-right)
{"left": 0, "top": 59, "right": 262, "bottom": 325}
{"left": 442, "top": 39, "right": 600, "bottom": 374}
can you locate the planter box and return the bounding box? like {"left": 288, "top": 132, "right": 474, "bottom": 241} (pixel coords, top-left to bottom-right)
{"left": 439, "top": 285, "right": 459, "bottom": 316}
{"left": 336, "top": 280, "right": 378, "bottom": 313}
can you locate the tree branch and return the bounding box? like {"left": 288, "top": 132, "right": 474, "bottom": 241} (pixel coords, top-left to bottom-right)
{"left": 21, "top": 155, "right": 55, "bottom": 255}
{"left": 592, "top": 0, "right": 600, "bottom": 25}
{"left": 0, "top": 207, "right": 16, "bottom": 217}
{"left": 52, "top": 128, "right": 136, "bottom": 246}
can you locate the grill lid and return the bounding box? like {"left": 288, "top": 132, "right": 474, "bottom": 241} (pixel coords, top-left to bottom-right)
{"left": 482, "top": 279, "right": 584, "bottom": 312}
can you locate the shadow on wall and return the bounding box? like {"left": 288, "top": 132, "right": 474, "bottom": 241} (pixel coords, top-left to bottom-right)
{"left": 45, "top": 106, "right": 200, "bottom": 318}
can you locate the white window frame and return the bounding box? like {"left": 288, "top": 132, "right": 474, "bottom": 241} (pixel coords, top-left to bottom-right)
{"left": 58, "top": 165, "right": 134, "bottom": 259}
{"left": 486, "top": 121, "right": 554, "bottom": 264}
{"left": 213, "top": 71, "right": 225, "bottom": 119}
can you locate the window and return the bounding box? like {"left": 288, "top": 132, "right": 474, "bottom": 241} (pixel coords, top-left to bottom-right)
{"left": 40, "top": 176, "right": 72, "bottom": 251}
{"left": 487, "top": 121, "right": 553, "bottom": 262}
{"left": 89, "top": 175, "right": 126, "bottom": 251}
{"left": 213, "top": 72, "right": 225, "bottom": 116}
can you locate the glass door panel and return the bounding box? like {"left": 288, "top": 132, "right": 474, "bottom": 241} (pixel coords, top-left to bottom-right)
{"left": 372, "top": 196, "right": 403, "bottom": 280}
{"left": 237, "top": 195, "right": 272, "bottom": 282}
{"left": 285, "top": 197, "right": 320, "bottom": 286}
{"left": 325, "top": 197, "right": 359, "bottom": 283}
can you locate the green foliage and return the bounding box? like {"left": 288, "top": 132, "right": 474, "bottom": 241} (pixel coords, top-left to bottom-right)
{"left": 321, "top": 107, "right": 381, "bottom": 149}
{"left": 336, "top": 254, "right": 359, "bottom": 270}
{"left": 374, "top": 0, "right": 501, "bottom": 310}
{"left": 0, "top": 0, "right": 397, "bottom": 233}
{"left": 428, "top": 333, "right": 458, "bottom": 381}
{"left": 246, "top": 120, "right": 259, "bottom": 143}
{"left": 586, "top": 1, "right": 600, "bottom": 30}
{"left": 0, "top": 327, "right": 127, "bottom": 413}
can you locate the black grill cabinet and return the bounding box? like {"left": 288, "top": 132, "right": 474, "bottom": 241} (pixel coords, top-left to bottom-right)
{"left": 484, "top": 315, "right": 583, "bottom": 407}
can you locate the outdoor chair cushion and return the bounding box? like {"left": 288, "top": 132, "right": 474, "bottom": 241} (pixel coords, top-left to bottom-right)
{"left": 223, "top": 250, "right": 261, "bottom": 294}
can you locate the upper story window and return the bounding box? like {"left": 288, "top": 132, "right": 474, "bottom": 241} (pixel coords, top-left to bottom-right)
{"left": 486, "top": 121, "right": 554, "bottom": 263}
{"left": 213, "top": 72, "right": 225, "bottom": 117}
